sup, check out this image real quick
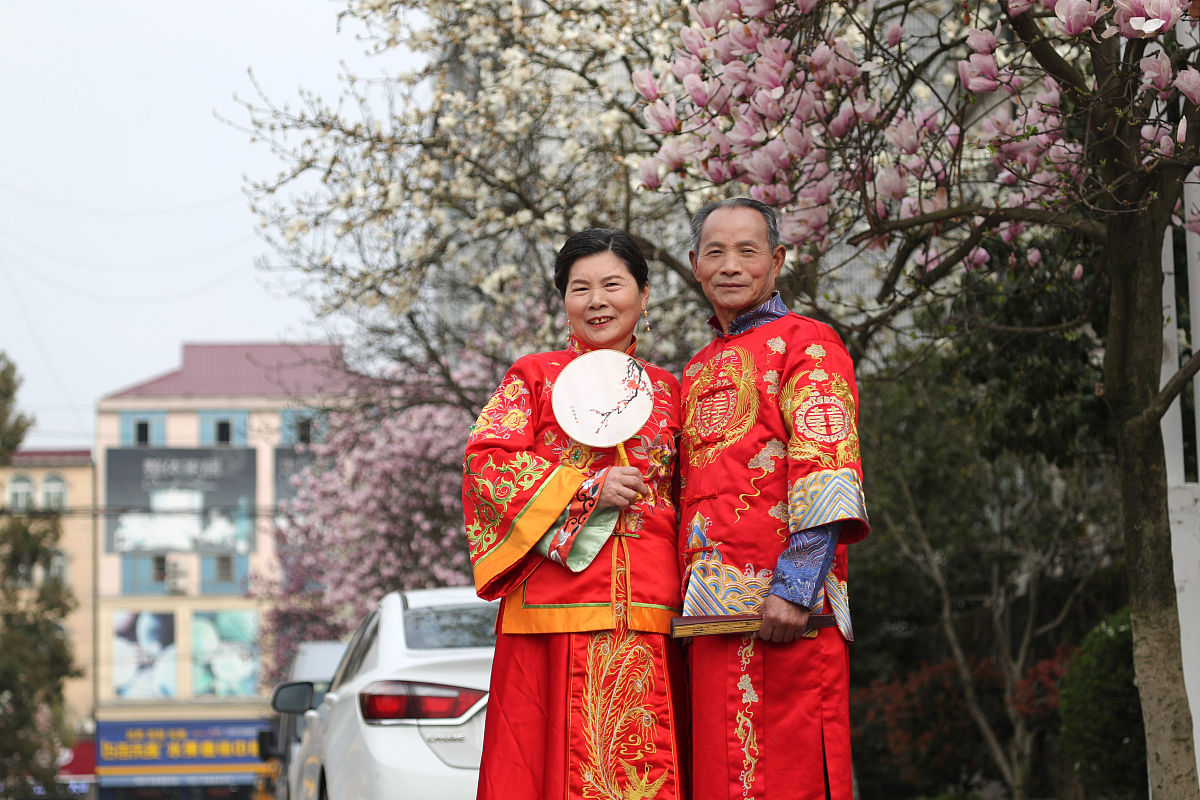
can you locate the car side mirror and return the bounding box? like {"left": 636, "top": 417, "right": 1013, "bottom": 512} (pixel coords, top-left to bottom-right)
{"left": 271, "top": 681, "right": 316, "bottom": 714}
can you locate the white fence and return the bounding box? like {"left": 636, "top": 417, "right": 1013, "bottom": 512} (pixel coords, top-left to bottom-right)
{"left": 1163, "top": 208, "right": 1200, "bottom": 781}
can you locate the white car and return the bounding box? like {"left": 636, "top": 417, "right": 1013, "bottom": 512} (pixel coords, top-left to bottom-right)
{"left": 271, "top": 586, "right": 497, "bottom": 800}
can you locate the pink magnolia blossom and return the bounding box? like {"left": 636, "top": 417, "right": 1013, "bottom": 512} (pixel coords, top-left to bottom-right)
{"left": 1027, "top": 247, "right": 1043, "bottom": 266}
{"left": 886, "top": 21, "right": 904, "bottom": 46}
{"left": 966, "top": 26, "right": 999, "bottom": 54}
{"left": 885, "top": 117, "right": 921, "bottom": 153}
{"left": 827, "top": 102, "right": 858, "bottom": 138}
{"left": 809, "top": 42, "right": 834, "bottom": 72}
{"left": 1113, "top": 0, "right": 1184, "bottom": 37}
{"left": 1008, "top": 0, "right": 1036, "bottom": 13}
{"left": 657, "top": 139, "right": 693, "bottom": 171}
{"left": 959, "top": 54, "right": 1000, "bottom": 93}
{"left": 728, "top": 21, "right": 764, "bottom": 56}
{"left": 740, "top": 0, "right": 778, "bottom": 15}
{"left": 703, "top": 159, "right": 736, "bottom": 183}
{"left": 738, "top": 150, "right": 780, "bottom": 184}
{"left": 672, "top": 54, "right": 704, "bottom": 83}
{"left": 694, "top": 0, "right": 730, "bottom": 27}
{"left": 750, "top": 85, "right": 785, "bottom": 120}
{"left": 684, "top": 73, "right": 711, "bottom": 107}
{"left": 966, "top": 246, "right": 991, "bottom": 269}
{"left": 1139, "top": 53, "right": 1173, "bottom": 96}
{"left": 1176, "top": 67, "right": 1200, "bottom": 104}
{"left": 1072, "top": 264, "right": 1085, "bottom": 280}
{"left": 875, "top": 165, "right": 907, "bottom": 200}
{"left": 638, "top": 157, "right": 662, "bottom": 189}
{"left": 1055, "top": 0, "right": 1104, "bottom": 36}
{"left": 632, "top": 68, "right": 661, "bottom": 102}
{"left": 681, "top": 25, "right": 709, "bottom": 57}
{"left": 644, "top": 96, "right": 680, "bottom": 134}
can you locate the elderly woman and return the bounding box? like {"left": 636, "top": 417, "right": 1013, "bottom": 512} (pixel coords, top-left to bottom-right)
{"left": 462, "top": 228, "right": 686, "bottom": 800}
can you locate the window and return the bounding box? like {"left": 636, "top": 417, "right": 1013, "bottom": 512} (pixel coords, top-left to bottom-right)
{"left": 49, "top": 549, "right": 67, "bottom": 582}
{"left": 198, "top": 411, "right": 247, "bottom": 446}
{"left": 200, "top": 554, "right": 248, "bottom": 595}
{"left": 42, "top": 475, "right": 67, "bottom": 510}
{"left": 280, "top": 409, "right": 323, "bottom": 447}
{"left": 120, "top": 412, "right": 166, "bottom": 447}
{"left": 8, "top": 475, "right": 33, "bottom": 510}
{"left": 122, "top": 554, "right": 170, "bottom": 595}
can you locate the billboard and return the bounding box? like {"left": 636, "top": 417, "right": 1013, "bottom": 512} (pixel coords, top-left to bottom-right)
{"left": 192, "top": 610, "right": 259, "bottom": 697}
{"left": 106, "top": 448, "right": 256, "bottom": 553}
{"left": 273, "top": 446, "right": 314, "bottom": 508}
{"left": 96, "top": 720, "right": 271, "bottom": 787}
{"left": 112, "top": 611, "right": 177, "bottom": 698}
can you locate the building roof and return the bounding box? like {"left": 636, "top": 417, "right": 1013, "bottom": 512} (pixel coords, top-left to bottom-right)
{"left": 103, "top": 343, "right": 355, "bottom": 400}
{"left": 10, "top": 450, "right": 92, "bottom": 467}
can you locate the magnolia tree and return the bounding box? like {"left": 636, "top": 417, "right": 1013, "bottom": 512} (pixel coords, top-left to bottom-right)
{"left": 647, "top": 0, "right": 1200, "bottom": 795}
{"left": 256, "top": 399, "right": 476, "bottom": 680}
{"left": 240, "top": 0, "right": 730, "bottom": 675}
{"left": 237, "top": 0, "right": 711, "bottom": 376}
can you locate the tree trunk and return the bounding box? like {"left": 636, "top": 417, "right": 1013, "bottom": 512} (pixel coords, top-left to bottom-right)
{"left": 1103, "top": 215, "right": 1199, "bottom": 800}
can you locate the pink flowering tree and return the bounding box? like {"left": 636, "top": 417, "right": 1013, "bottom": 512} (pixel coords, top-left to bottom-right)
{"left": 648, "top": 1, "right": 1200, "bottom": 795}
{"left": 255, "top": 398, "right": 476, "bottom": 681}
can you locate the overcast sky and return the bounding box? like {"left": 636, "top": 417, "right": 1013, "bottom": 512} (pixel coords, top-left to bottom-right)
{"left": 0, "top": 2, "right": 380, "bottom": 448}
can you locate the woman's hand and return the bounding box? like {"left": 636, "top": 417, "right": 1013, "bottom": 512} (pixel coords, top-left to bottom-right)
{"left": 597, "top": 466, "right": 649, "bottom": 510}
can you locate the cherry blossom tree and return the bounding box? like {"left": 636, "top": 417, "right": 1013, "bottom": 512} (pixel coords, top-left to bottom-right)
{"left": 648, "top": 1, "right": 1200, "bottom": 795}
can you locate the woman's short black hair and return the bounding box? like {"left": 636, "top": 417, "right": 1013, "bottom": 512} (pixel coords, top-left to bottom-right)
{"left": 553, "top": 228, "right": 649, "bottom": 297}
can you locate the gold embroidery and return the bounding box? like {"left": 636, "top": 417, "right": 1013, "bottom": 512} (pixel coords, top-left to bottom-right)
{"left": 732, "top": 439, "right": 786, "bottom": 523}
{"left": 580, "top": 625, "right": 664, "bottom": 799}
{"left": 462, "top": 452, "right": 548, "bottom": 556}
{"left": 782, "top": 374, "right": 860, "bottom": 468}
{"left": 683, "top": 346, "right": 758, "bottom": 467}
{"left": 470, "top": 377, "right": 530, "bottom": 440}
{"left": 736, "top": 635, "right": 760, "bottom": 795}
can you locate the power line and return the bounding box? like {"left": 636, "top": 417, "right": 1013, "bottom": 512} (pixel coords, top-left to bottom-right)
{"left": 0, "top": 257, "right": 87, "bottom": 433}
{"left": 0, "top": 181, "right": 246, "bottom": 218}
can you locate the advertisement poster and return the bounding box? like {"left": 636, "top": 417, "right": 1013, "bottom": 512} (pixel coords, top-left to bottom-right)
{"left": 96, "top": 719, "right": 271, "bottom": 787}
{"left": 113, "top": 611, "right": 177, "bottom": 698}
{"left": 192, "top": 610, "right": 259, "bottom": 697}
{"left": 105, "top": 448, "right": 256, "bottom": 554}
{"left": 274, "top": 446, "right": 315, "bottom": 509}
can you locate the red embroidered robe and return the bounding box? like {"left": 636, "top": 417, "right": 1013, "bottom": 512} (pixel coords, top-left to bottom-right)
{"left": 463, "top": 342, "right": 687, "bottom": 800}
{"left": 679, "top": 313, "right": 869, "bottom": 800}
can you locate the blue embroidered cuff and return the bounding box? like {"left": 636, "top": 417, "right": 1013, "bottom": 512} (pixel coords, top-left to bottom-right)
{"left": 769, "top": 522, "right": 841, "bottom": 609}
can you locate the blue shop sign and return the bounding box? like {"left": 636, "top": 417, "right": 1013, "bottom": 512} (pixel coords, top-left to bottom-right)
{"left": 96, "top": 720, "right": 270, "bottom": 787}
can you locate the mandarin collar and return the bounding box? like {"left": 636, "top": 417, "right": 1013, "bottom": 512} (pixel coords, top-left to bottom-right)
{"left": 567, "top": 335, "right": 639, "bottom": 357}
{"left": 707, "top": 292, "right": 789, "bottom": 337}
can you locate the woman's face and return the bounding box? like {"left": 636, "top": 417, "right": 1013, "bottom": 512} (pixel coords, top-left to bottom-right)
{"left": 563, "top": 251, "right": 648, "bottom": 351}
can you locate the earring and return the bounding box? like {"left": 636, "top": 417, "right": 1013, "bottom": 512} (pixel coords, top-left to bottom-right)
{"left": 567, "top": 321, "right": 575, "bottom": 347}
{"left": 641, "top": 308, "right": 652, "bottom": 334}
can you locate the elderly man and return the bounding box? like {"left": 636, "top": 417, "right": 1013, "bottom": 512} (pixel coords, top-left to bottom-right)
{"left": 678, "top": 197, "right": 869, "bottom": 800}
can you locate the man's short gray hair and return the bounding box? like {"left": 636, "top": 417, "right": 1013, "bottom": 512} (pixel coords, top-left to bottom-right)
{"left": 689, "top": 197, "right": 781, "bottom": 253}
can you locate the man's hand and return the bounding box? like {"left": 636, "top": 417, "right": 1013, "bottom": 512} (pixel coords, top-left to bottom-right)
{"left": 757, "top": 593, "right": 811, "bottom": 643}
{"left": 596, "top": 466, "right": 648, "bottom": 510}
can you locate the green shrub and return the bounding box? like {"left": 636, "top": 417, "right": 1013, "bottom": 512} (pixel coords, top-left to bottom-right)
{"left": 1057, "top": 606, "right": 1147, "bottom": 799}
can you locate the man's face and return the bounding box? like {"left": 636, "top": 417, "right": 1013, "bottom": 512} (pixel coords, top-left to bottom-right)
{"left": 689, "top": 207, "right": 786, "bottom": 331}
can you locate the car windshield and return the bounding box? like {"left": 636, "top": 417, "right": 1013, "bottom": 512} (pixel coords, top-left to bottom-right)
{"left": 404, "top": 603, "right": 498, "bottom": 649}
